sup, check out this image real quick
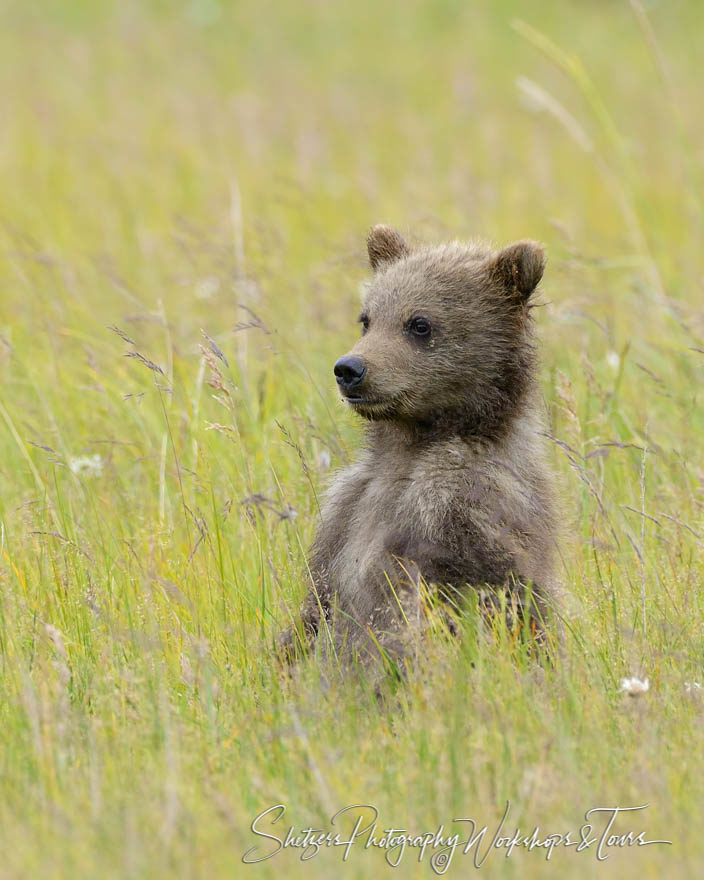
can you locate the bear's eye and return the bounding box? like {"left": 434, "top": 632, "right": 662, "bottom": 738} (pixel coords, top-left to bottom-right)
{"left": 408, "top": 316, "right": 431, "bottom": 339}
{"left": 358, "top": 313, "right": 370, "bottom": 335}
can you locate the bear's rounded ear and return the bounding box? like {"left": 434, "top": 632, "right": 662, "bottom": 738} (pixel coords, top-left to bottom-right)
{"left": 367, "top": 225, "right": 409, "bottom": 271}
{"left": 489, "top": 240, "right": 546, "bottom": 301}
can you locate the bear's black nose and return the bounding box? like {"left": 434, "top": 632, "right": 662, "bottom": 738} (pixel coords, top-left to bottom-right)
{"left": 334, "top": 355, "right": 366, "bottom": 391}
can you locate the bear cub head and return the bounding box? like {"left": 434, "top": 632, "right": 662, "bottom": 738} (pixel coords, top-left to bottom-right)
{"left": 333, "top": 225, "right": 546, "bottom": 439}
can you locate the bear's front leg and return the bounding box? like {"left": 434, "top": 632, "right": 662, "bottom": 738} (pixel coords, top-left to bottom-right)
{"left": 276, "top": 564, "right": 333, "bottom": 664}
{"left": 385, "top": 530, "right": 553, "bottom": 652}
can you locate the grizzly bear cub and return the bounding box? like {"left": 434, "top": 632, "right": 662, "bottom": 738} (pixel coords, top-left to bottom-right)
{"left": 279, "top": 225, "right": 561, "bottom": 669}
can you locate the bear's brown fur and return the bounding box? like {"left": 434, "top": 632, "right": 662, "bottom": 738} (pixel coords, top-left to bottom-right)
{"left": 279, "top": 225, "right": 561, "bottom": 669}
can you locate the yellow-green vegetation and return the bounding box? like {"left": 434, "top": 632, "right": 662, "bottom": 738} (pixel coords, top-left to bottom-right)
{"left": 0, "top": 1, "right": 702, "bottom": 877}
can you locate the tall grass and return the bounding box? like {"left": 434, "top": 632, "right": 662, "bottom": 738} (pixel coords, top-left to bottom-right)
{"left": 0, "top": 1, "right": 702, "bottom": 877}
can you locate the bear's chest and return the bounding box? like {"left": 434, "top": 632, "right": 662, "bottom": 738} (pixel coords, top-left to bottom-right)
{"left": 326, "top": 466, "right": 433, "bottom": 616}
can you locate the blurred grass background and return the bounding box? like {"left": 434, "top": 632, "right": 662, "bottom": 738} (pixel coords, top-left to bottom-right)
{"left": 0, "top": 0, "right": 703, "bottom": 877}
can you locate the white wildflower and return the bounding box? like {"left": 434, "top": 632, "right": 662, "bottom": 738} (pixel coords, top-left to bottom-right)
{"left": 685, "top": 681, "right": 702, "bottom": 693}
{"left": 195, "top": 276, "right": 220, "bottom": 300}
{"left": 44, "top": 623, "right": 67, "bottom": 657}
{"left": 69, "top": 454, "right": 104, "bottom": 477}
{"left": 621, "top": 676, "right": 649, "bottom": 696}
{"left": 606, "top": 351, "right": 620, "bottom": 370}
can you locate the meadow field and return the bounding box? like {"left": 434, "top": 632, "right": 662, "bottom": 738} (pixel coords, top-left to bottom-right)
{"left": 0, "top": 0, "right": 703, "bottom": 877}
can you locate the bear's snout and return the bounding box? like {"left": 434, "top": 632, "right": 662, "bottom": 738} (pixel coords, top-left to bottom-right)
{"left": 334, "top": 355, "right": 366, "bottom": 394}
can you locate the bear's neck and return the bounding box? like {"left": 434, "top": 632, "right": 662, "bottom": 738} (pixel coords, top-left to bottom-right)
{"left": 366, "top": 398, "right": 530, "bottom": 451}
